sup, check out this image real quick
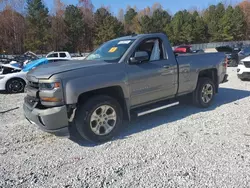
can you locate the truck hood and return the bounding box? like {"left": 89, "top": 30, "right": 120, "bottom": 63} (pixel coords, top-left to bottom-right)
{"left": 27, "top": 60, "right": 110, "bottom": 79}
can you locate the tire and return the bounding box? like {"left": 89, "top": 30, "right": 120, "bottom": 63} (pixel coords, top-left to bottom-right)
{"left": 74, "top": 95, "right": 123, "bottom": 143}
{"left": 233, "top": 61, "right": 238, "bottom": 67}
{"left": 193, "top": 77, "right": 216, "bottom": 108}
{"left": 6, "top": 78, "right": 26, "bottom": 93}
{"left": 240, "top": 78, "right": 249, "bottom": 81}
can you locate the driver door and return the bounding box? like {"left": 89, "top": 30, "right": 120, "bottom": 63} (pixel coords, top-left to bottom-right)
{"left": 126, "top": 38, "right": 177, "bottom": 107}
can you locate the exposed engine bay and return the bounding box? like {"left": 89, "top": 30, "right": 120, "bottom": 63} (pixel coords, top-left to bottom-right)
{"left": 0, "top": 63, "right": 22, "bottom": 75}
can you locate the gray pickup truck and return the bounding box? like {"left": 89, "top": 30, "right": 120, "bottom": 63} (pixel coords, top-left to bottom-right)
{"left": 23, "top": 33, "right": 228, "bottom": 143}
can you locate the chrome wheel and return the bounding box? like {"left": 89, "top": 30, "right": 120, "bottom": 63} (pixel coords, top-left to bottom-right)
{"left": 201, "top": 83, "right": 213, "bottom": 103}
{"left": 90, "top": 105, "right": 117, "bottom": 136}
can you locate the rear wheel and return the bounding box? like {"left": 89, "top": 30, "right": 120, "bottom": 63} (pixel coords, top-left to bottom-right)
{"left": 74, "top": 95, "right": 123, "bottom": 143}
{"left": 6, "top": 78, "right": 25, "bottom": 93}
{"left": 240, "top": 78, "right": 249, "bottom": 81}
{"left": 193, "top": 77, "right": 215, "bottom": 108}
{"left": 232, "top": 60, "right": 238, "bottom": 67}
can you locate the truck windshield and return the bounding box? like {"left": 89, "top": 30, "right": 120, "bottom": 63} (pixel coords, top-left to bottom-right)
{"left": 86, "top": 39, "right": 135, "bottom": 62}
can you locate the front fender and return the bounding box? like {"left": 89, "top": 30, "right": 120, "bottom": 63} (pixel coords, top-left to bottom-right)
{"left": 63, "top": 72, "right": 129, "bottom": 104}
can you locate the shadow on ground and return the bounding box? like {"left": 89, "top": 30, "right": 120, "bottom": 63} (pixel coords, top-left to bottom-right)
{"left": 0, "top": 91, "right": 7, "bottom": 94}
{"left": 70, "top": 87, "right": 250, "bottom": 146}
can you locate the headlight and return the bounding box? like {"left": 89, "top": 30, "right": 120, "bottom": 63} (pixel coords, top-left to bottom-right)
{"left": 39, "top": 82, "right": 61, "bottom": 90}
{"left": 0, "top": 76, "right": 5, "bottom": 80}
{"left": 239, "top": 61, "right": 244, "bottom": 65}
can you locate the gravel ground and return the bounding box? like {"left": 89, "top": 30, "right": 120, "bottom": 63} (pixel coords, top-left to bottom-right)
{"left": 1, "top": 68, "right": 250, "bottom": 188}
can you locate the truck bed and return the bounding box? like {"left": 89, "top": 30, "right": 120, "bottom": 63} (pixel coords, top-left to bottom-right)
{"left": 176, "top": 52, "right": 226, "bottom": 95}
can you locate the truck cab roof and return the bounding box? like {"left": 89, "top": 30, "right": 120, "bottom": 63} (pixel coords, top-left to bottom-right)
{"left": 113, "top": 33, "right": 167, "bottom": 41}
{"left": 46, "top": 51, "right": 71, "bottom": 59}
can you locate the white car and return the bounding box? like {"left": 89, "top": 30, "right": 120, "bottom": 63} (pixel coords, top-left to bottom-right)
{"left": 0, "top": 58, "right": 71, "bottom": 93}
{"left": 0, "top": 63, "right": 28, "bottom": 93}
{"left": 0, "top": 51, "right": 86, "bottom": 93}
{"left": 46, "top": 51, "right": 87, "bottom": 60}
{"left": 237, "top": 56, "right": 250, "bottom": 80}
{"left": 46, "top": 51, "right": 72, "bottom": 59}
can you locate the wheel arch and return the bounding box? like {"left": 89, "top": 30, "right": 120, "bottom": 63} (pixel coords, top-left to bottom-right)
{"left": 5, "top": 77, "right": 26, "bottom": 92}
{"left": 198, "top": 68, "right": 218, "bottom": 93}
{"left": 77, "top": 86, "right": 130, "bottom": 121}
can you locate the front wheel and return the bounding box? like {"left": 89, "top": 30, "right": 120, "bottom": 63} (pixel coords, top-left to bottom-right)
{"left": 74, "top": 95, "right": 123, "bottom": 143}
{"left": 6, "top": 78, "right": 25, "bottom": 93}
{"left": 193, "top": 78, "right": 216, "bottom": 108}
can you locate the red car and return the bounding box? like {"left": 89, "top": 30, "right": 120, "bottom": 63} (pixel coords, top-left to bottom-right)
{"left": 174, "top": 45, "right": 192, "bottom": 53}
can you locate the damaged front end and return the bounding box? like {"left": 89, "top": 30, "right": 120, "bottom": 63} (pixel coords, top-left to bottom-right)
{"left": 0, "top": 63, "right": 22, "bottom": 75}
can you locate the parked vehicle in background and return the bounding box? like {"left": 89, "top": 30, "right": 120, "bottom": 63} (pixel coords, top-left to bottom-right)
{"left": 193, "top": 49, "right": 204, "bottom": 54}
{"left": 237, "top": 56, "right": 250, "bottom": 80}
{"left": 238, "top": 47, "right": 250, "bottom": 61}
{"left": 174, "top": 45, "right": 193, "bottom": 54}
{"left": 174, "top": 46, "right": 204, "bottom": 54}
{"left": 23, "top": 33, "right": 228, "bottom": 143}
{"left": 0, "top": 58, "right": 70, "bottom": 93}
{"left": 14, "top": 51, "right": 39, "bottom": 63}
{"left": 0, "top": 51, "right": 38, "bottom": 65}
{"left": 46, "top": 51, "right": 72, "bottom": 59}
{"left": 46, "top": 51, "right": 87, "bottom": 60}
{"left": 216, "top": 46, "right": 239, "bottom": 67}
{"left": 204, "top": 48, "right": 220, "bottom": 53}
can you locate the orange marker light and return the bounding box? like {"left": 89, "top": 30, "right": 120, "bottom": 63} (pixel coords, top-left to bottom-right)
{"left": 41, "top": 97, "right": 62, "bottom": 102}
{"left": 54, "top": 82, "right": 61, "bottom": 88}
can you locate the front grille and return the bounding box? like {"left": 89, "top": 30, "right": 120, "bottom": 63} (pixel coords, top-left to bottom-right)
{"left": 244, "top": 62, "right": 250, "bottom": 68}
{"left": 28, "top": 81, "right": 39, "bottom": 89}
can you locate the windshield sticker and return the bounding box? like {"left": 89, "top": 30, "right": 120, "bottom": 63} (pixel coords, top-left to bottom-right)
{"left": 108, "top": 47, "right": 118, "bottom": 53}
{"left": 118, "top": 40, "right": 131, "bottom": 44}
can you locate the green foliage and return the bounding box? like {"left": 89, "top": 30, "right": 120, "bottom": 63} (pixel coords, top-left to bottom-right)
{"left": 2, "top": 1, "right": 249, "bottom": 54}
{"left": 203, "top": 3, "right": 225, "bottom": 42}
{"left": 64, "top": 5, "right": 84, "bottom": 53}
{"left": 94, "top": 8, "right": 124, "bottom": 46}
{"left": 151, "top": 9, "right": 171, "bottom": 32}
{"left": 140, "top": 9, "right": 171, "bottom": 34}
{"left": 232, "top": 6, "right": 246, "bottom": 41}
{"left": 167, "top": 11, "right": 184, "bottom": 45}
{"left": 25, "top": 0, "right": 50, "bottom": 53}
{"left": 220, "top": 6, "right": 234, "bottom": 41}
{"left": 124, "top": 8, "right": 137, "bottom": 25}
{"left": 192, "top": 11, "right": 207, "bottom": 43}
{"left": 179, "top": 10, "right": 195, "bottom": 43}
{"left": 164, "top": 10, "right": 208, "bottom": 45}
{"left": 140, "top": 15, "right": 152, "bottom": 33}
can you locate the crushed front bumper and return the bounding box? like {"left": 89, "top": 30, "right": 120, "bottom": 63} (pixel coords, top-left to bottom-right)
{"left": 23, "top": 100, "right": 69, "bottom": 136}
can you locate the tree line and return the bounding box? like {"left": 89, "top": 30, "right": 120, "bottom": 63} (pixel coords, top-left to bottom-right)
{"left": 1, "top": 0, "right": 250, "bottom": 54}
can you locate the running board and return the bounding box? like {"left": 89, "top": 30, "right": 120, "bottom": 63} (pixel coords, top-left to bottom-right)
{"left": 135, "top": 101, "right": 179, "bottom": 117}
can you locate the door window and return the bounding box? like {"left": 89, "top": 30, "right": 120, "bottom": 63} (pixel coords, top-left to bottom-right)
{"left": 133, "top": 38, "right": 165, "bottom": 62}
{"left": 60, "top": 53, "right": 67, "bottom": 58}
{"left": 47, "top": 53, "right": 58, "bottom": 58}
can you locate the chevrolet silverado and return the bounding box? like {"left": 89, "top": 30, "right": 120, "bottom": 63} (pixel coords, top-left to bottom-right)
{"left": 23, "top": 33, "right": 228, "bottom": 143}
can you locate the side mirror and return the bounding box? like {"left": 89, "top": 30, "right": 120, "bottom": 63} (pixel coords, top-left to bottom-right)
{"left": 129, "top": 51, "right": 149, "bottom": 64}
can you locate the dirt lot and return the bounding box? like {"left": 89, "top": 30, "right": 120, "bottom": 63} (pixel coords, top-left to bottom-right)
{"left": 0, "top": 68, "right": 250, "bottom": 188}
